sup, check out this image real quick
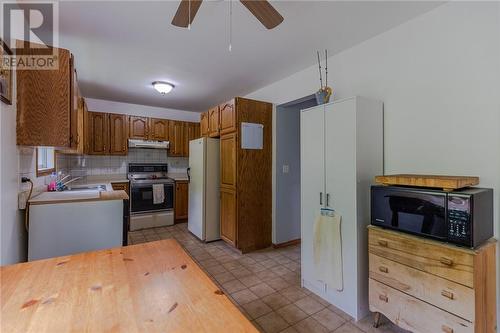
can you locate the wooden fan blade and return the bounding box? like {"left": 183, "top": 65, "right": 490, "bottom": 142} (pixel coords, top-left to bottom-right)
{"left": 240, "top": 0, "right": 283, "bottom": 29}
{"left": 171, "top": 0, "right": 203, "bottom": 28}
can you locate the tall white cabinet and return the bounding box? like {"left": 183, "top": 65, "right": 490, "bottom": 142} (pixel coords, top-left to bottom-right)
{"left": 300, "top": 96, "right": 383, "bottom": 320}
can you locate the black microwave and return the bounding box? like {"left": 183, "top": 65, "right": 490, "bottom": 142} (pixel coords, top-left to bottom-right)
{"left": 371, "top": 185, "right": 493, "bottom": 248}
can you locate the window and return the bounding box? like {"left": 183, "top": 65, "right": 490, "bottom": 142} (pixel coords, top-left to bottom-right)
{"left": 36, "top": 147, "right": 55, "bottom": 177}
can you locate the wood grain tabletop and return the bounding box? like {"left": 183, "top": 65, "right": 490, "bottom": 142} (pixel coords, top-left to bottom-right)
{"left": 0, "top": 239, "right": 257, "bottom": 333}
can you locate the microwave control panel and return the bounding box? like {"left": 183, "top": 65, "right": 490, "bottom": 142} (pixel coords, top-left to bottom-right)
{"left": 447, "top": 195, "right": 471, "bottom": 244}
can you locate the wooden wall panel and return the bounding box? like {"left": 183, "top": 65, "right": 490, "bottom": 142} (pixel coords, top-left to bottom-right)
{"left": 235, "top": 97, "right": 273, "bottom": 252}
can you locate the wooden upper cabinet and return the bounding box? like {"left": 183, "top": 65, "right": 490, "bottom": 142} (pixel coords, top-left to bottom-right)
{"left": 220, "top": 188, "right": 237, "bottom": 246}
{"left": 129, "top": 116, "right": 149, "bottom": 139}
{"left": 169, "top": 121, "right": 185, "bottom": 157}
{"left": 183, "top": 122, "right": 201, "bottom": 156}
{"left": 17, "top": 46, "right": 73, "bottom": 147}
{"left": 200, "top": 112, "right": 209, "bottom": 137}
{"left": 220, "top": 132, "right": 237, "bottom": 189}
{"left": 150, "top": 118, "right": 169, "bottom": 141}
{"left": 109, "top": 114, "right": 128, "bottom": 155}
{"left": 208, "top": 107, "right": 220, "bottom": 138}
{"left": 219, "top": 100, "right": 236, "bottom": 135}
{"left": 86, "top": 112, "right": 109, "bottom": 155}
{"left": 68, "top": 65, "right": 80, "bottom": 150}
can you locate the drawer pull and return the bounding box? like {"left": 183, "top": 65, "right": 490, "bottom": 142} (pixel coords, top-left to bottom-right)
{"left": 441, "top": 325, "right": 453, "bottom": 333}
{"left": 378, "top": 266, "right": 388, "bottom": 273}
{"left": 378, "top": 240, "right": 388, "bottom": 247}
{"left": 441, "top": 290, "right": 454, "bottom": 300}
{"left": 378, "top": 294, "right": 388, "bottom": 302}
{"left": 440, "top": 257, "right": 454, "bottom": 266}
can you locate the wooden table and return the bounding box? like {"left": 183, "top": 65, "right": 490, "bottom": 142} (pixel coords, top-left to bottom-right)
{"left": 1, "top": 240, "right": 258, "bottom": 332}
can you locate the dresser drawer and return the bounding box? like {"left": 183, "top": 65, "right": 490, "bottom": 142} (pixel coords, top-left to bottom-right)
{"left": 369, "top": 279, "right": 473, "bottom": 333}
{"left": 369, "top": 254, "right": 474, "bottom": 321}
{"left": 368, "top": 227, "right": 474, "bottom": 287}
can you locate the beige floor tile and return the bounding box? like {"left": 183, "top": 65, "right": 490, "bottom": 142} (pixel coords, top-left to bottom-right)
{"left": 242, "top": 299, "right": 273, "bottom": 319}
{"left": 222, "top": 261, "right": 243, "bottom": 271}
{"left": 293, "top": 317, "right": 328, "bottom": 333}
{"left": 230, "top": 267, "right": 253, "bottom": 279}
{"left": 231, "top": 289, "right": 259, "bottom": 305}
{"left": 213, "top": 271, "right": 236, "bottom": 284}
{"left": 294, "top": 296, "right": 325, "bottom": 315}
{"left": 255, "top": 270, "right": 279, "bottom": 281}
{"left": 255, "top": 312, "right": 290, "bottom": 333}
{"left": 354, "top": 313, "right": 409, "bottom": 333}
{"left": 312, "top": 308, "right": 345, "bottom": 331}
{"left": 205, "top": 264, "right": 227, "bottom": 275}
{"left": 279, "top": 326, "right": 299, "bottom": 333}
{"left": 240, "top": 275, "right": 263, "bottom": 288}
{"left": 198, "top": 258, "right": 219, "bottom": 268}
{"left": 333, "top": 322, "right": 364, "bottom": 333}
{"left": 249, "top": 282, "right": 276, "bottom": 298}
{"left": 260, "top": 259, "right": 279, "bottom": 268}
{"left": 222, "top": 279, "right": 247, "bottom": 293}
{"left": 327, "top": 305, "right": 354, "bottom": 322}
{"left": 276, "top": 304, "right": 308, "bottom": 325}
{"left": 280, "top": 286, "right": 308, "bottom": 302}
{"left": 271, "top": 265, "right": 293, "bottom": 276}
{"left": 265, "top": 277, "right": 290, "bottom": 291}
{"left": 261, "top": 293, "right": 292, "bottom": 310}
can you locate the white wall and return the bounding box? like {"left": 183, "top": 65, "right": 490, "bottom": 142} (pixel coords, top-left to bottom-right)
{"left": 0, "top": 70, "right": 27, "bottom": 265}
{"left": 86, "top": 98, "right": 200, "bottom": 122}
{"left": 247, "top": 1, "right": 500, "bottom": 323}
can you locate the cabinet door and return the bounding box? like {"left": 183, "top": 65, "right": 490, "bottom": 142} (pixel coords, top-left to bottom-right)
{"left": 208, "top": 107, "right": 220, "bottom": 137}
{"left": 129, "top": 116, "right": 149, "bottom": 139}
{"left": 183, "top": 122, "right": 201, "bottom": 157}
{"left": 220, "top": 132, "right": 237, "bottom": 190}
{"left": 219, "top": 100, "right": 236, "bottom": 135}
{"left": 220, "top": 188, "right": 237, "bottom": 246}
{"left": 169, "top": 121, "right": 185, "bottom": 156}
{"left": 300, "top": 105, "right": 325, "bottom": 285}
{"left": 175, "top": 181, "right": 189, "bottom": 220}
{"left": 87, "top": 112, "right": 109, "bottom": 155}
{"left": 324, "top": 100, "right": 356, "bottom": 213}
{"left": 200, "top": 112, "right": 209, "bottom": 137}
{"left": 109, "top": 113, "right": 128, "bottom": 155}
{"left": 150, "top": 118, "right": 169, "bottom": 141}
{"left": 69, "top": 63, "right": 79, "bottom": 150}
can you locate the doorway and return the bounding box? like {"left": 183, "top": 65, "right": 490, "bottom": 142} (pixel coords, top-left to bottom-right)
{"left": 274, "top": 95, "right": 317, "bottom": 245}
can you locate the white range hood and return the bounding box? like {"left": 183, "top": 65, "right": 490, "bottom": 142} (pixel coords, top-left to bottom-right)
{"left": 128, "top": 139, "right": 169, "bottom": 149}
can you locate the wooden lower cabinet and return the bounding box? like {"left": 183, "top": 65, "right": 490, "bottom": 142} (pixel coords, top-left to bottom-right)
{"left": 174, "top": 180, "right": 188, "bottom": 221}
{"left": 368, "top": 226, "right": 496, "bottom": 333}
{"left": 220, "top": 188, "right": 237, "bottom": 246}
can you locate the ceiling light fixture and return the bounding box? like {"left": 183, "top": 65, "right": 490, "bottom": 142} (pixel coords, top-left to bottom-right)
{"left": 152, "top": 81, "right": 174, "bottom": 94}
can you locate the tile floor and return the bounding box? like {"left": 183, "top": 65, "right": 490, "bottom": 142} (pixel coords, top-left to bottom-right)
{"left": 129, "top": 223, "right": 407, "bottom": 333}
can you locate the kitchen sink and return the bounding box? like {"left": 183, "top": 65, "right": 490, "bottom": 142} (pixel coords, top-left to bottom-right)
{"left": 65, "top": 184, "right": 107, "bottom": 191}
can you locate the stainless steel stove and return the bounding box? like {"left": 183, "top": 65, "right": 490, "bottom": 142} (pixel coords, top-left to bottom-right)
{"left": 128, "top": 163, "right": 174, "bottom": 216}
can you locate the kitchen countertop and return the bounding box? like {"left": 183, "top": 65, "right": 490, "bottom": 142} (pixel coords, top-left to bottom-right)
{"left": 168, "top": 173, "right": 189, "bottom": 181}
{"left": 0, "top": 239, "right": 257, "bottom": 333}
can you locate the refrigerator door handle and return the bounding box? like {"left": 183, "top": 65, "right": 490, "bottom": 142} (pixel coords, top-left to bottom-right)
{"left": 187, "top": 167, "right": 191, "bottom": 183}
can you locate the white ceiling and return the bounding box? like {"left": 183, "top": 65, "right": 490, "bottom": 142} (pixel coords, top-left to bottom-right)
{"left": 58, "top": 1, "right": 443, "bottom": 112}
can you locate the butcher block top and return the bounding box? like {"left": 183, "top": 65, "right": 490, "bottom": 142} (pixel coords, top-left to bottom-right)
{"left": 374, "top": 174, "right": 479, "bottom": 191}
{"left": 0, "top": 240, "right": 257, "bottom": 333}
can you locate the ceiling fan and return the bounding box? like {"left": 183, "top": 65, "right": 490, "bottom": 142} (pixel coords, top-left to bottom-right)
{"left": 171, "top": 0, "right": 284, "bottom": 30}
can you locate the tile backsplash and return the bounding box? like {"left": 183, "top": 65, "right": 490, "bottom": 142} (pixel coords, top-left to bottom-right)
{"left": 59, "top": 149, "right": 188, "bottom": 178}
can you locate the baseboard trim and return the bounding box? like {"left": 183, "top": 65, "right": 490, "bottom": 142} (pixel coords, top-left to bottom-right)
{"left": 272, "top": 239, "right": 301, "bottom": 249}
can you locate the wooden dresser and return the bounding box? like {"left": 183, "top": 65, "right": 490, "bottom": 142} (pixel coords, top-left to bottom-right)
{"left": 368, "top": 225, "right": 496, "bottom": 333}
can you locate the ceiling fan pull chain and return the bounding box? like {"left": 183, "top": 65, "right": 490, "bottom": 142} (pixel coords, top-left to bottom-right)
{"left": 228, "top": 0, "right": 233, "bottom": 52}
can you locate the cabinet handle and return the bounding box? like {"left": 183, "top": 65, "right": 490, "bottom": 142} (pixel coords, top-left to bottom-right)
{"left": 441, "top": 325, "right": 453, "bottom": 333}
{"left": 379, "top": 266, "right": 388, "bottom": 273}
{"left": 440, "top": 257, "right": 453, "bottom": 266}
{"left": 326, "top": 193, "right": 330, "bottom": 207}
{"left": 441, "top": 290, "right": 454, "bottom": 300}
{"left": 378, "top": 294, "right": 388, "bottom": 303}
{"left": 378, "top": 239, "right": 388, "bottom": 247}
{"left": 320, "top": 192, "right": 323, "bottom": 205}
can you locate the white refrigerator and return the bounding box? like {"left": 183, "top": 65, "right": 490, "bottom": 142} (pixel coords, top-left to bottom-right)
{"left": 188, "top": 137, "right": 220, "bottom": 242}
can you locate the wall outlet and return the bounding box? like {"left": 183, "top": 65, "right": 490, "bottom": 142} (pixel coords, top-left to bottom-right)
{"left": 282, "top": 164, "right": 289, "bottom": 174}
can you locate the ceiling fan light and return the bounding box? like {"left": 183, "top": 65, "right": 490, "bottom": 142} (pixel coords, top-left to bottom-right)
{"left": 152, "top": 81, "right": 174, "bottom": 94}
